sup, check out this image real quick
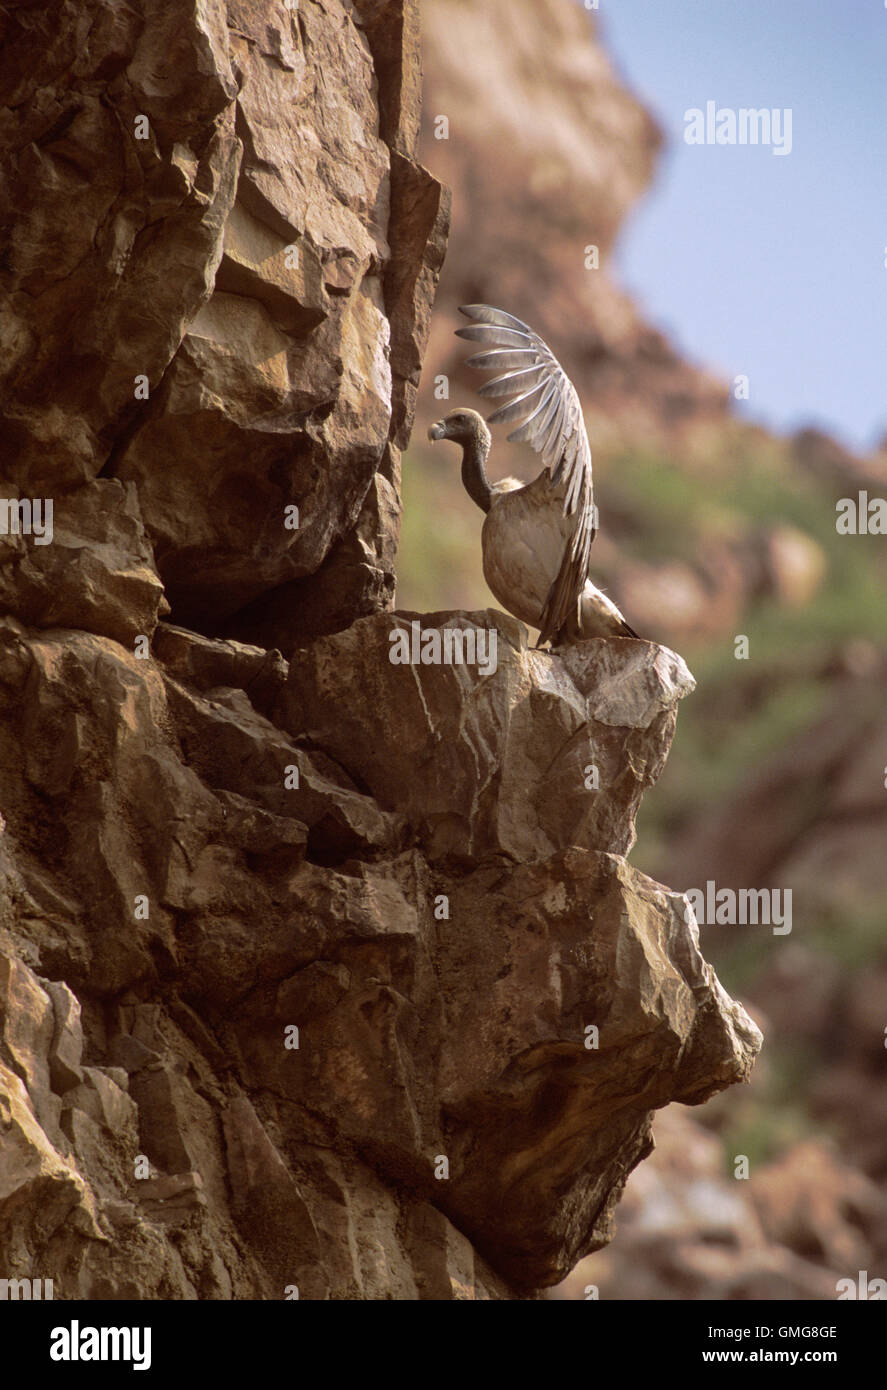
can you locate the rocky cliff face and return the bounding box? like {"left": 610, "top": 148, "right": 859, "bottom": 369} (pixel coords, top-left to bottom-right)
{"left": 0, "top": 0, "right": 759, "bottom": 1298}
{"left": 1, "top": 0, "right": 447, "bottom": 649}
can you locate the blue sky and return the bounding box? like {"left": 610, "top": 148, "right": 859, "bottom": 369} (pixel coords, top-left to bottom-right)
{"left": 594, "top": 0, "right": 887, "bottom": 453}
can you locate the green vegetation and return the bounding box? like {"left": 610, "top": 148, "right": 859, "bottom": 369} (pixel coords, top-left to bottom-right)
{"left": 605, "top": 441, "right": 886, "bottom": 870}
{"left": 599, "top": 442, "right": 886, "bottom": 643}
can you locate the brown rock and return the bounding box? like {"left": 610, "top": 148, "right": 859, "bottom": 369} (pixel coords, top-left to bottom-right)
{"left": 64, "top": 1067, "right": 138, "bottom": 1138}
{"left": 152, "top": 623, "right": 289, "bottom": 717}
{"left": 278, "top": 610, "right": 695, "bottom": 864}
{"left": 1, "top": 0, "right": 447, "bottom": 652}
{"left": 137, "top": 1171, "right": 208, "bottom": 1225}
{"left": 222, "top": 1093, "right": 328, "bottom": 1299}
{"left": 44, "top": 980, "right": 85, "bottom": 1095}
{"left": 0, "top": 481, "right": 167, "bottom": 646}
{"left": 0, "top": 954, "right": 61, "bottom": 1142}
{"left": 0, "top": 1063, "right": 103, "bottom": 1259}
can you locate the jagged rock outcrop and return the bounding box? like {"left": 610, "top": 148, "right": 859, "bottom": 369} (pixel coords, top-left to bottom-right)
{"left": 0, "top": 0, "right": 760, "bottom": 1299}
{"left": 1, "top": 0, "right": 447, "bottom": 649}
{"left": 0, "top": 610, "right": 759, "bottom": 1296}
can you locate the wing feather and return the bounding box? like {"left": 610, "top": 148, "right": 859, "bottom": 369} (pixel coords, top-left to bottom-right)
{"left": 477, "top": 364, "right": 550, "bottom": 398}
{"left": 507, "top": 383, "right": 559, "bottom": 445}
{"left": 459, "top": 303, "right": 534, "bottom": 333}
{"left": 457, "top": 303, "right": 596, "bottom": 645}
{"left": 465, "top": 348, "right": 539, "bottom": 371}
{"left": 486, "top": 380, "right": 552, "bottom": 427}
{"left": 455, "top": 324, "right": 532, "bottom": 349}
{"left": 540, "top": 391, "right": 567, "bottom": 467}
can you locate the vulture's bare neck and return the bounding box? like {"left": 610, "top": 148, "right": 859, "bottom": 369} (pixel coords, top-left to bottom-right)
{"left": 460, "top": 429, "right": 493, "bottom": 513}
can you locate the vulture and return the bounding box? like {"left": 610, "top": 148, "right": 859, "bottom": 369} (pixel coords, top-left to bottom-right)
{"left": 428, "top": 304, "right": 638, "bottom": 647}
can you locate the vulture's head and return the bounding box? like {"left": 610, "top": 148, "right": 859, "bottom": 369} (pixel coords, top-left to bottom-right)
{"left": 427, "top": 408, "right": 490, "bottom": 449}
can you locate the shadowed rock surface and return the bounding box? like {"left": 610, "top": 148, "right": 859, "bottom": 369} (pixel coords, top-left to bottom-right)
{"left": 0, "top": 0, "right": 759, "bottom": 1298}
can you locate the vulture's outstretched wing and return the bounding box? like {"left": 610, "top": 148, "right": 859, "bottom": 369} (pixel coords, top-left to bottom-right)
{"left": 455, "top": 304, "right": 595, "bottom": 647}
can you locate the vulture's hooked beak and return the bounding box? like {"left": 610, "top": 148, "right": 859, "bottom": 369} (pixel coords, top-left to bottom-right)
{"left": 428, "top": 421, "right": 446, "bottom": 441}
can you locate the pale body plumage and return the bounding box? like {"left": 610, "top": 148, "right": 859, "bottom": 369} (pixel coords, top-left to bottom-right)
{"left": 428, "top": 304, "right": 637, "bottom": 645}
{"left": 482, "top": 473, "right": 631, "bottom": 639}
